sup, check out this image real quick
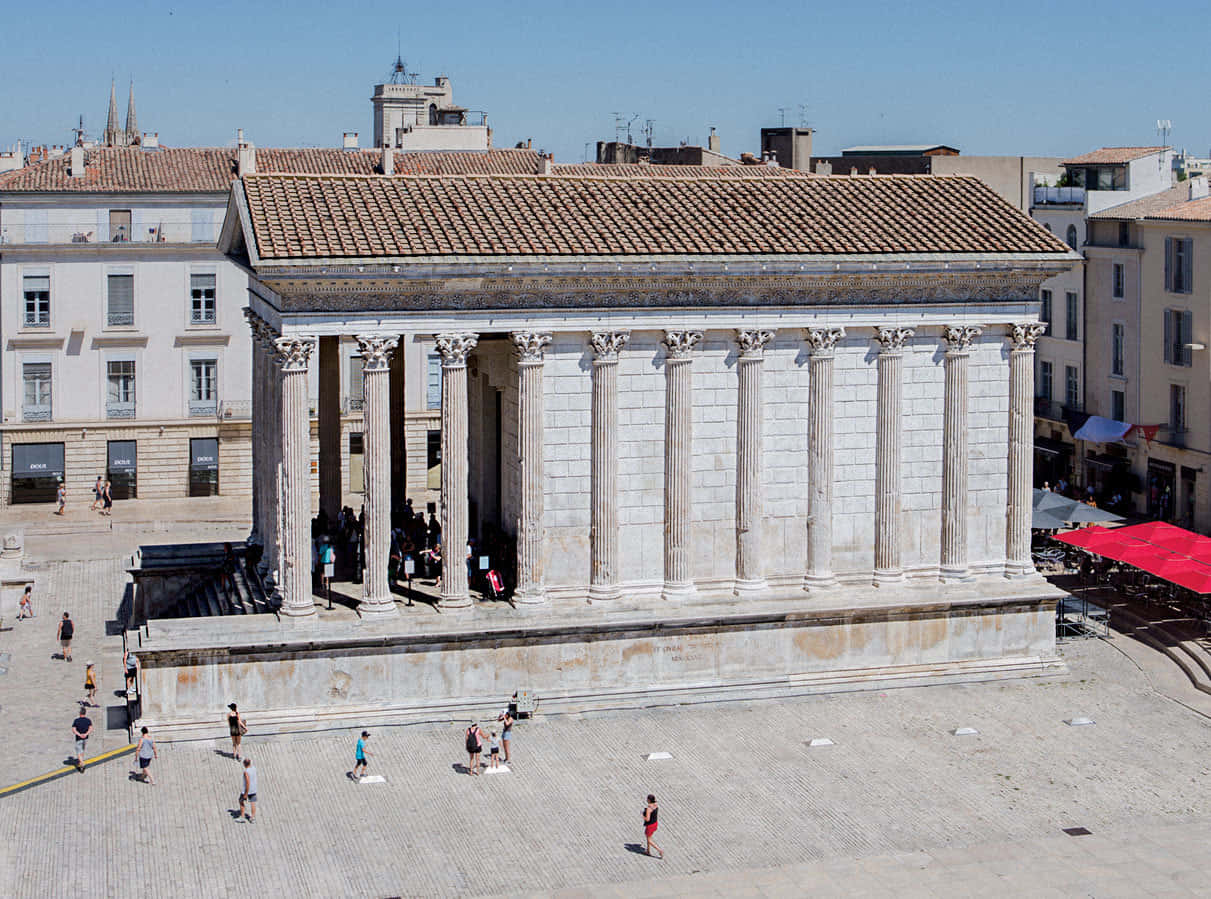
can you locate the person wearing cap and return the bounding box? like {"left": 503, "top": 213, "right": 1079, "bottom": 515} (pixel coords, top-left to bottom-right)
{"left": 352, "top": 731, "right": 372, "bottom": 780}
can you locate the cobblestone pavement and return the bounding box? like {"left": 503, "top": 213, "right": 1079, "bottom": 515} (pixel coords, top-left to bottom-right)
{"left": 3, "top": 627, "right": 1211, "bottom": 897}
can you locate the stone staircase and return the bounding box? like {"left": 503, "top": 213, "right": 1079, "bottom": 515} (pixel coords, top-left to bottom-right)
{"left": 159, "top": 562, "right": 276, "bottom": 619}
{"left": 1114, "top": 604, "right": 1211, "bottom": 695}
{"left": 130, "top": 542, "right": 278, "bottom": 623}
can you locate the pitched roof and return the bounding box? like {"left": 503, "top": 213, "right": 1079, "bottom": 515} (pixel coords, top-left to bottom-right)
{"left": 0, "top": 147, "right": 545, "bottom": 193}
{"left": 550, "top": 163, "right": 811, "bottom": 178}
{"left": 1061, "top": 147, "right": 1165, "bottom": 166}
{"left": 1143, "top": 194, "right": 1211, "bottom": 222}
{"left": 1089, "top": 184, "right": 1189, "bottom": 220}
{"left": 237, "top": 172, "right": 1070, "bottom": 261}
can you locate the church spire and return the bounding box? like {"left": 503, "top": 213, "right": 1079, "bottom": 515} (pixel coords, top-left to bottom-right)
{"left": 104, "top": 79, "right": 121, "bottom": 147}
{"left": 125, "top": 79, "right": 139, "bottom": 145}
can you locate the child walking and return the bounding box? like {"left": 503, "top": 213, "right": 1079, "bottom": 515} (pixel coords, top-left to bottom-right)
{"left": 352, "top": 731, "right": 371, "bottom": 780}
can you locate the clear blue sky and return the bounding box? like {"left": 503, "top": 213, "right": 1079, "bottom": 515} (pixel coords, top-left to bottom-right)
{"left": 1, "top": 0, "right": 1205, "bottom": 162}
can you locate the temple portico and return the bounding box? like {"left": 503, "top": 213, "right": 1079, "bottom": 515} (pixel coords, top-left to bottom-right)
{"left": 127, "top": 169, "right": 1081, "bottom": 736}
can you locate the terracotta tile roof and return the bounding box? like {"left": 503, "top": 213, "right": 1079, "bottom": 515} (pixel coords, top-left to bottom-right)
{"left": 1088, "top": 185, "right": 1190, "bottom": 219}
{"left": 551, "top": 162, "right": 811, "bottom": 178}
{"left": 1061, "top": 147, "right": 1166, "bottom": 166}
{"left": 238, "top": 172, "right": 1070, "bottom": 261}
{"left": 1143, "top": 194, "right": 1211, "bottom": 222}
{"left": 0, "top": 147, "right": 544, "bottom": 193}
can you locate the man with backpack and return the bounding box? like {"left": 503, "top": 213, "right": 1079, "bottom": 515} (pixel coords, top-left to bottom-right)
{"left": 57, "top": 612, "right": 75, "bottom": 661}
{"left": 465, "top": 722, "right": 485, "bottom": 775}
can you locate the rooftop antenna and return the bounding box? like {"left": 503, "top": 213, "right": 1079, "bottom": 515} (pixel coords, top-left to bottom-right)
{"left": 777, "top": 107, "right": 789, "bottom": 127}
{"left": 1157, "top": 119, "right": 1172, "bottom": 170}
{"left": 798, "top": 103, "right": 810, "bottom": 128}
{"left": 72, "top": 115, "right": 86, "bottom": 146}
{"left": 625, "top": 113, "right": 639, "bottom": 145}
{"left": 643, "top": 119, "right": 655, "bottom": 148}
{"left": 612, "top": 112, "right": 624, "bottom": 143}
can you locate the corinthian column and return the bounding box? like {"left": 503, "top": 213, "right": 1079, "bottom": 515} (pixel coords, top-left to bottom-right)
{"left": 436, "top": 332, "right": 478, "bottom": 608}
{"left": 355, "top": 335, "right": 400, "bottom": 617}
{"left": 1007, "top": 322, "right": 1047, "bottom": 577}
{"left": 804, "top": 326, "right": 845, "bottom": 590}
{"left": 873, "top": 327, "right": 914, "bottom": 586}
{"left": 734, "top": 329, "right": 774, "bottom": 597}
{"left": 589, "top": 330, "right": 629, "bottom": 601}
{"left": 273, "top": 335, "right": 317, "bottom": 617}
{"left": 662, "top": 330, "right": 702, "bottom": 600}
{"left": 512, "top": 331, "right": 552, "bottom": 604}
{"left": 243, "top": 309, "right": 262, "bottom": 546}
{"left": 940, "top": 325, "right": 982, "bottom": 582}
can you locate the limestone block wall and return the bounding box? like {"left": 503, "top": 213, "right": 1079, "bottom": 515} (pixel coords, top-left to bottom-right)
{"left": 832, "top": 334, "right": 880, "bottom": 574}
{"left": 967, "top": 334, "right": 1010, "bottom": 570}
{"left": 617, "top": 332, "right": 667, "bottom": 586}
{"left": 541, "top": 334, "right": 592, "bottom": 587}
{"left": 900, "top": 337, "right": 945, "bottom": 572}
{"left": 761, "top": 332, "right": 810, "bottom": 585}
{"left": 689, "top": 332, "right": 738, "bottom": 585}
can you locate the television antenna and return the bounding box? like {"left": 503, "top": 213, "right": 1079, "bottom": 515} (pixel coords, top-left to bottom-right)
{"left": 625, "top": 113, "right": 639, "bottom": 145}
{"left": 1158, "top": 119, "right": 1173, "bottom": 170}
{"left": 798, "top": 103, "right": 810, "bottom": 128}
{"left": 643, "top": 119, "right": 655, "bottom": 148}
{"left": 611, "top": 112, "right": 624, "bottom": 143}
{"left": 72, "top": 115, "right": 86, "bottom": 146}
{"left": 777, "top": 107, "right": 789, "bottom": 127}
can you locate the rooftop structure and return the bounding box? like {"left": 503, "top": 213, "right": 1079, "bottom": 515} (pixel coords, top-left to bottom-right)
{"left": 371, "top": 59, "right": 489, "bottom": 151}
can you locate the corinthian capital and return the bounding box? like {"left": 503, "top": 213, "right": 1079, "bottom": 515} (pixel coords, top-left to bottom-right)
{"left": 511, "top": 331, "right": 552, "bottom": 364}
{"left": 273, "top": 335, "right": 316, "bottom": 371}
{"left": 874, "top": 326, "right": 915, "bottom": 353}
{"left": 435, "top": 332, "right": 479, "bottom": 366}
{"left": 804, "top": 326, "right": 846, "bottom": 356}
{"left": 735, "top": 328, "right": 775, "bottom": 359}
{"left": 1008, "top": 322, "right": 1047, "bottom": 351}
{"left": 662, "top": 330, "right": 703, "bottom": 360}
{"left": 590, "top": 330, "right": 631, "bottom": 361}
{"left": 942, "top": 325, "right": 983, "bottom": 353}
{"left": 354, "top": 335, "right": 400, "bottom": 372}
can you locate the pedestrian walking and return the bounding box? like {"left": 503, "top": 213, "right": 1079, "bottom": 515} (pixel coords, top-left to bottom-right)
{"left": 90, "top": 476, "right": 103, "bottom": 511}
{"left": 124, "top": 650, "right": 138, "bottom": 692}
{"left": 84, "top": 663, "right": 97, "bottom": 705}
{"left": 319, "top": 537, "right": 335, "bottom": 595}
{"left": 100, "top": 480, "right": 113, "bottom": 516}
{"left": 465, "top": 722, "right": 484, "bottom": 775}
{"left": 487, "top": 731, "right": 501, "bottom": 769}
{"left": 227, "top": 703, "right": 247, "bottom": 759}
{"left": 498, "top": 709, "right": 515, "bottom": 764}
{"left": 643, "top": 794, "right": 663, "bottom": 858}
{"left": 55, "top": 479, "right": 66, "bottom": 515}
{"left": 352, "top": 731, "right": 371, "bottom": 780}
{"left": 17, "top": 585, "right": 33, "bottom": 619}
{"left": 57, "top": 612, "right": 74, "bottom": 661}
{"left": 238, "top": 758, "right": 258, "bottom": 822}
{"left": 134, "top": 726, "right": 158, "bottom": 785}
{"left": 71, "top": 705, "right": 93, "bottom": 772}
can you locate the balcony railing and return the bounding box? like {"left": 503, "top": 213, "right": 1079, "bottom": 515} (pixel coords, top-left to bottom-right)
{"left": 345, "top": 395, "right": 365, "bottom": 413}
{"left": 1162, "top": 428, "right": 1188, "bottom": 449}
{"left": 190, "top": 309, "right": 218, "bottom": 326}
{"left": 0, "top": 218, "right": 222, "bottom": 246}
{"left": 1035, "top": 398, "right": 1083, "bottom": 421}
{"left": 22, "top": 405, "right": 52, "bottom": 422}
{"left": 106, "top": 403, "right": 136, "bottom": 420}
{"left": 1033, "top": 186, "right": 1086, "bottom": 205}
{"left": 189, "top": 399, "right": 218, "bottom": 418}
{"left": 106, "top": 311, "right": 135, "bottom": 328}
{"left": 22, "top": 317, "right": 51, "bottom": 329}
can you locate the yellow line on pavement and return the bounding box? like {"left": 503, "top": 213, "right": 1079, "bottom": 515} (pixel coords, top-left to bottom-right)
{"left": 0, "top": 744, "right": 134, "bottom": 798}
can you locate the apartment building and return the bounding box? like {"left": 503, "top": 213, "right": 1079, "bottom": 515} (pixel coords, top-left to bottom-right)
{"left": 1030, "top": 146, "right": 1175, "bottom": 491}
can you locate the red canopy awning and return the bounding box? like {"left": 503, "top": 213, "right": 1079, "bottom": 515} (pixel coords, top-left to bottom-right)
{"left": 1052, "top": 522, "right": 1211, "bottom": 594}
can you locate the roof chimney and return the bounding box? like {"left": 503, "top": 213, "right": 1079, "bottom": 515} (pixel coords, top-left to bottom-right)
{"left": 343, "top": 132, "right": 359, "bottom": 150}
{"left": 1189, "top": 175, "right": 1209, "bottom": 201}
{"left": 237, "top": 130, "right": 256, "bottom": 176}
{"left": 142, "top": 132, "right": 159, "bottom": 149}
{"left": 708, "top": 126, "right": 720, "bottom": 154}
{"left": 868, "top": 166, "right": 877, "bottom": 176}
{"left": 815, "top": 160, "right": 833, "bottom": 176}
{"left": 69, "top": 145, "right": 86, "bottom": 178}
{"left": 537, "top": 154, "right": 554, "bottom": 176}
{"left": 381, "top": 144, "right": 394, "bottom": 175}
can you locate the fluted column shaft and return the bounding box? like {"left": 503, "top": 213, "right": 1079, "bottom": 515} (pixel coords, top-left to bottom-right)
{"left": 941, "top": 326, "right": 981, "bottom": 581}
{"left": 662, "top": 331, "right": 702, "bottom": 600}
{"left": 512, "top": 332, "right": 552, "bottom": 603}
{"left": 267, "top": 348, "right": 282, "bottom": 580}
{"left": 318, "top": 335, "right": 342, "bottom": 521}
{"left": 589, "top": 331, "right": 629, "bottom": 600}
{"left": 356, "top": 336, "right": 399, "bottom": 616}
{"left": 804, "top": 327, "right": 845, "bottom": 590}
{"left": 734, "top": 329, "right": 774, "bottom": 596}
{"left": 275, "top": 336, "right": 316, "bottom": 616}
{"left": 244, "top": 310, "right": 262, "bottom": 545}
{"left": 437, "top": 333, "right": 478, "bottom": 608}
{"left": 1007, "top": 323, "right": 1046, "bottom": 576}
{"left": 874, "top": 327, "right": 913, "bottom": 585}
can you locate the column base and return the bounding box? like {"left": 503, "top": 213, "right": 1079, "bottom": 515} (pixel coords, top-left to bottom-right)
{"left": 588, "top": 583, "right": 622, "bottom": 602}
{"left": 872, "top": 568, "right": 905, "bottom": 587}
{"left": 1004, "top": 561, "right": 1034, "bottom": 579}
{"left": 733, "top": 577, "right": 770, "bottom": 598}
{"left": 279, "top": 602, "right": 316, "bottom": 618}
{"left": 438, "top": 592, "right": 473, "bottom": 609}
{"left": 357, "top": 597, "right": 400, "bottom": 618}
{"left": 940, "top": 566, "right": 974, "bottom": 584}
{"left": 802, "top": 572, "right": 839, "bottom": 592}
{"left": 661, "top": 581, "right": 698, "bottom": 602}
{"left": 513, "top": 586, "right": 548, "bottom": 605}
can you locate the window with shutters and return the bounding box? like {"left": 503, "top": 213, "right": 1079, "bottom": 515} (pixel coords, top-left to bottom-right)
{"left": 1064, "top": 365, "right": 1079, "bottom": 410}
{"left": 23, "top": 275, "right": 50, "bottom": 328}
{"left": 1164, "top": 309, "right": 1193, "bottom": 367}
{"left": 1065, "top": 291, "right": 1078, "bottom": 340}
{"left": 1065, "top": 225, "right": 1078, "bottom": 249}
{"left": 1111, "top": 389, "right": 1125, "bottom": 423}
{"left": 1112, "top": 323, "right": 1125, "bottom": 376}
{"left": 348, "top": 355, "right": 364, "bottom": 411}
{"left": 1171, "top": 384, "right": 1187, "bottom": 434}
{"left": 106, "top": 360, "right": 136, "bottom": 418}
{"left": 23, "top": 363, "right": 52, "bottom": 421}
{"left": 1166, "top": 237, "right": 1193, "bottom": 294}
{"left": 189, "top": 273, "right": 216, "bottom": 324}
{"left": 1038, "top": 360, "right": 1053, "bottom": 400}
{"left": 189, "top": 359, "right": 217, "bottom": 416}
{"left": 1112, "top": 263, "right": 1124, "bottom": 299}
{"left": 106, "top": 274, "right": 134, "bottom": 327}
{"left": 1040, "top": 289, "right": 1052, "bottom": 336}
{"left": 427, "top": 353, "right": 441, "bottom": 409}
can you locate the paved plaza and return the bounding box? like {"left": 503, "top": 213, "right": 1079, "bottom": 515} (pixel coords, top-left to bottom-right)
{"left": 4, "top": 515, "right": 1211, "bottom": 896}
